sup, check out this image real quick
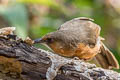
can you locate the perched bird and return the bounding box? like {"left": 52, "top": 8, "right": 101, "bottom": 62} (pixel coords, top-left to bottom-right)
{"left": 34, "top": 17, "right": 119, "bottom": 69}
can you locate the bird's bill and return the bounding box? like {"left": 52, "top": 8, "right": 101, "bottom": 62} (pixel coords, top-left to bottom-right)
{"left": 34, "top": 38, "right": 44, "bottom": 43}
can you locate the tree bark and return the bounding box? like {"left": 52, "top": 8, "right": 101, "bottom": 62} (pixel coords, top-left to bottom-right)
{"left": 0, "top": 27, "right": 119, "bottom": 80}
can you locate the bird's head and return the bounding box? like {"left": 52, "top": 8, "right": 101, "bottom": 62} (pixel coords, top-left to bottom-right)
{"left": 34, "top": 32, "right": 57, "bottom": 45}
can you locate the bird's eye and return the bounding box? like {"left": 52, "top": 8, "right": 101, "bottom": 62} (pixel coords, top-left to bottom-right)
{"left": 47, "top": 38, "right": 53, "bottom": 43}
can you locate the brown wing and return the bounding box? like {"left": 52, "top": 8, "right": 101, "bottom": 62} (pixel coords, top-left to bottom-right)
{"left": 58, "top": 17, "right": 101, "bottom": 38}
{"left": 94, "top": 42, "right": 119, "bottom": 69}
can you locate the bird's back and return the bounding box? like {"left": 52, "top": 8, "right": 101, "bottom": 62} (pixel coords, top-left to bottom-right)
{"left": 57, "top": 17, "right": 101, "bottom": 47}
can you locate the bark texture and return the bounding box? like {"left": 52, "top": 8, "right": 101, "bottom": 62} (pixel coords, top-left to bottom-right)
{"left": 0, "top": 27, "right": 119, "bottom": 80}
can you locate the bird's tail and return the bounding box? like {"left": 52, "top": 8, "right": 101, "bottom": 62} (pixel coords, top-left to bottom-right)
{"left": 93, "top": 42, "right": 119, "bottom": 69}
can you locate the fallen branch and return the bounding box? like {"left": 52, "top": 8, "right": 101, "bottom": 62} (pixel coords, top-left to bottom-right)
{"left": 0, "top": 27, "right": 119, "bottom": 80}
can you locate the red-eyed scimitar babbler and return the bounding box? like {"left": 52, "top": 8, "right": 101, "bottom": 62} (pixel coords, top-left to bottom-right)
{"left": 34, "top": 17, "right": 119, "bottom": 69}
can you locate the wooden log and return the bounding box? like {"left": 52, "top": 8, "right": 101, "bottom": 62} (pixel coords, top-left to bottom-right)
{"left": 0, "top": 27, "right": 119, "bottom": 80}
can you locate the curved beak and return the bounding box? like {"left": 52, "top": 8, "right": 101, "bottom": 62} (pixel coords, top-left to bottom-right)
{"left": 34, "top": 38, "right": 43, "bottom": 43}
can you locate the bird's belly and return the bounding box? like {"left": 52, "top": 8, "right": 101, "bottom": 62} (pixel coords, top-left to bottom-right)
{"left": 75, "top": 43, "right": 99, "bottom": 60}
{"left": 49, "top": 42, "right": 100, "bottom": 60}
{"left": 48, "top": 42, "right": 75, "bottom": 57}
{"left": 52, "top": 47, "right": 75, "bottom": 57}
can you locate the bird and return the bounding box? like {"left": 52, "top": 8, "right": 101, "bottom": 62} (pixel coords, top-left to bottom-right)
{"left": 34, "top": 17, "right": 119, "bottom": 69}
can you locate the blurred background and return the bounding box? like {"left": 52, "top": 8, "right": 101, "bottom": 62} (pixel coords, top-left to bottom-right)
{"left": 0, "top": 0, "right": 120, "bottom": 72}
